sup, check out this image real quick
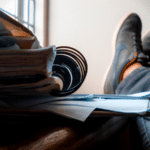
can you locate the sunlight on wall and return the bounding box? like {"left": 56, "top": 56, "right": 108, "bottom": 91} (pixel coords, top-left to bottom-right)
{"left": 0, "top": 0, "right": 16, "bottom": 15}
{"left": 34, "top": 1, "right": 44, "bottom": 47}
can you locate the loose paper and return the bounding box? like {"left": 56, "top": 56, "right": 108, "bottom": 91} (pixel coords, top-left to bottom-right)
{"left": 0, "top": 92, "right": 149, "bottom": 122}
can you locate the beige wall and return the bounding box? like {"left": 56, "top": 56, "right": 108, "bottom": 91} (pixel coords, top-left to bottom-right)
{"left": 49, "top": 0, "right": 150, "bottom": 94}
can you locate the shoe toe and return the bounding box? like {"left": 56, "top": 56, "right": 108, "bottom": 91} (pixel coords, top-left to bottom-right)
{"left": 120, "top": 13, "right": 142, "bottom": 33}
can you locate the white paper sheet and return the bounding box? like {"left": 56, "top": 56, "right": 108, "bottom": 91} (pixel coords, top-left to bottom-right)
{"left": 24, "top": 98, "right": 149, "bottom": 122}
{"left": 0, "top": 92, "right": 150, "bottom": 122}
{"left": 27, "top": 103, "right": 95, "bottom": 122}
{"left": 50, "top": 99, "right": 149, "bottom": 113}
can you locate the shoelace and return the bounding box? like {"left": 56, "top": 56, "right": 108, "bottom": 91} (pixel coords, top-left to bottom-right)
{"left": 133, "top": 32, "right": 150, "bottom": 64}
{"left": 133, "top": 32, "right": 143, "bottom": 54}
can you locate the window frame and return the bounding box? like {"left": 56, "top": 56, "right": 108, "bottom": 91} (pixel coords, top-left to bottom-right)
{"left": 0, "top": 0, "right": 36, "bottom": 33}
{"left": 0, "top": 0, "right": 47, "bottom": 47}
{"left": 17, "top": 0, "right": 36, "bottom": 33}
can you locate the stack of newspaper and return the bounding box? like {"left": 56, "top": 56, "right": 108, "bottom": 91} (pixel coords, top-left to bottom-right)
{"left": 0, "top": 45, "right": 60, "bottom": 97}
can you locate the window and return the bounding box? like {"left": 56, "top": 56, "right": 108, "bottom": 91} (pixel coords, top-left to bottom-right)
{"left": 0, "top": 0, "right": 36, "bottom": 33}
{"left": 17, "top": 0, "right": 35, "bottom": 33}
{"left": 0, "top": 0, "right": 46, "bottom": 47}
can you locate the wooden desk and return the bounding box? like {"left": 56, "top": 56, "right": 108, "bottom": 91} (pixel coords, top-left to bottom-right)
{"left": 0, "top": 112, "right": 130, "bottom": 150}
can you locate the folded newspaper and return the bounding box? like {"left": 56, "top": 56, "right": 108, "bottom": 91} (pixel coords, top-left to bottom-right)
{"left": 0, "top": 10, "right": 87, "bottom": 97}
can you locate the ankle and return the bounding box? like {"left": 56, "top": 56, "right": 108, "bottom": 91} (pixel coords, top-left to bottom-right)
{"left": 122, "top": 62, "right": 142, "bottom": 80}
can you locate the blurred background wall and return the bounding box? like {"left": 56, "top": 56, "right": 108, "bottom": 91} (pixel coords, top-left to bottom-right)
{"left": 49, "top": 0, "right": 150, "bottom": 94}
{"left": 1, "top": 0, "right": 150, "bottom": 94}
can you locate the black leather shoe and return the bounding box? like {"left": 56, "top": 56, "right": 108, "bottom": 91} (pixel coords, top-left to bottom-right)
{"left": 104, "top": 13, "right": 143, "bottom": 94}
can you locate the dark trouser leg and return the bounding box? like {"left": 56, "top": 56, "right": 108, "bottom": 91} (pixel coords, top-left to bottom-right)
{"left": 116, "top": 66, "right": 150, "bottom": 150}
